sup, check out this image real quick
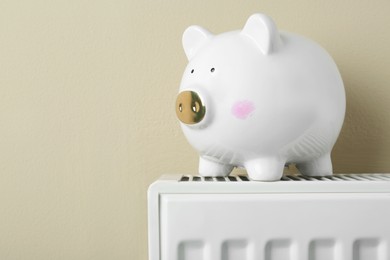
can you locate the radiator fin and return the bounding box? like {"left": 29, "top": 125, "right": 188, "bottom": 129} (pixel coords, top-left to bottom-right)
{"left": 353, "top": 239, "right": 385, "bottom": 260}
{"left": 265, "top": 239, "right": 294, "bottom": 260}
{"left": 309, "top": 239, "right": 336, "bottom": 260}
{"left": 221, "top": 240, "right": 248, "bottom": 260}
{"left": 179, "top": 174, "right": 390, "bottom": 182}
{"left": 177, "top": 241, "right": 204, "bottom": 260}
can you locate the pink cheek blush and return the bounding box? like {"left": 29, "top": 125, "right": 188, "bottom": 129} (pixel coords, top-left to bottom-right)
{"left": 231, "top": 100, "right": 255, "bottom": 119}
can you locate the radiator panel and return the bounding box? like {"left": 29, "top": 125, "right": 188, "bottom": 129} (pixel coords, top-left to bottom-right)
{"left": 148, "top": 174, "right": 390, "bottom": 260}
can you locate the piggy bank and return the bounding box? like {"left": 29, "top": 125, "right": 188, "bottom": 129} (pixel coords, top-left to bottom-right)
{"left": 175, "top": 13, "right": 345, "bottom": 181}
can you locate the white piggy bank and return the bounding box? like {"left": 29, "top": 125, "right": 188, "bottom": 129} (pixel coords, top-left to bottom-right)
{"left": 175, "top": 13, "right": 345, "bottom": 181}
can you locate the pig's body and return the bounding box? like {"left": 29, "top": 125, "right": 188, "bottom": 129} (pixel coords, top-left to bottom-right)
{"left": 176, "top": 14, "right": 345, "bottom": 181}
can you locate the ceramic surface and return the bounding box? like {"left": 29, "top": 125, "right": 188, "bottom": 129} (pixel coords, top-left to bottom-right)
{"left": 176, "top": 13, "right": 346, "bottom": 181}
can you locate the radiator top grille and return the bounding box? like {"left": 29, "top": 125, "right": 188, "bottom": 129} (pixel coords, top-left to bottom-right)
{"left": 179, "top": 174, "right": 390, "bottom": 182}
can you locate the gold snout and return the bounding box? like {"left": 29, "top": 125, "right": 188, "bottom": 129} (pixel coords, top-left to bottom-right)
{"left": 175, "top": 91, "right": 206, "bottom": 125}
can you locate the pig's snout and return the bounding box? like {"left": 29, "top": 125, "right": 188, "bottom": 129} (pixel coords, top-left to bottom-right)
{"left": 176, "top": 90, "right": 206, "bottom": 125}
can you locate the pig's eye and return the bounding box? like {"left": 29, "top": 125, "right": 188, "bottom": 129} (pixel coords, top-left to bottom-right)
{"left": 191, "top": 69, "right": 194, "bottom": 74}
{"left": 210, "top": 68, "right": 215, "bottom": 73}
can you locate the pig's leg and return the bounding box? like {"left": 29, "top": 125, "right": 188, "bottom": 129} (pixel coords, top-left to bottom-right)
{"left": 245, "top": 157, "right": 285, "bottom": 181}
{"left": 199, "top": 156, "right": 233, "bottom": 177}
{"left": 297, "top": 153, "right": 332, "bottom": 176}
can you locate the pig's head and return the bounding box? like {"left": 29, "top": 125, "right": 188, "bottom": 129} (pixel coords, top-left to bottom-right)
{"left": 176, "top": 14, "right": 282, "bottom": 128}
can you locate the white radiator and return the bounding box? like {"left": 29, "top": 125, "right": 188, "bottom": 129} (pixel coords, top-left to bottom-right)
{"left": 148, "top": 174, "right": 390, "bottom": 260}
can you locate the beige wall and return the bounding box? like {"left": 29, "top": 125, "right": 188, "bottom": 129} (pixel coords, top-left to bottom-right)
{"left": 1, "top": 0, "right": 390, "bottom": 259}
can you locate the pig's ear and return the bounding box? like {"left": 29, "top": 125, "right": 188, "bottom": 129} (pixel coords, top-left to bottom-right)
{"left": 241, "top": 13, "right": 282, "bottom": 55}
{"left": 182, "top": 25, "right": 213, "bottom": 60}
